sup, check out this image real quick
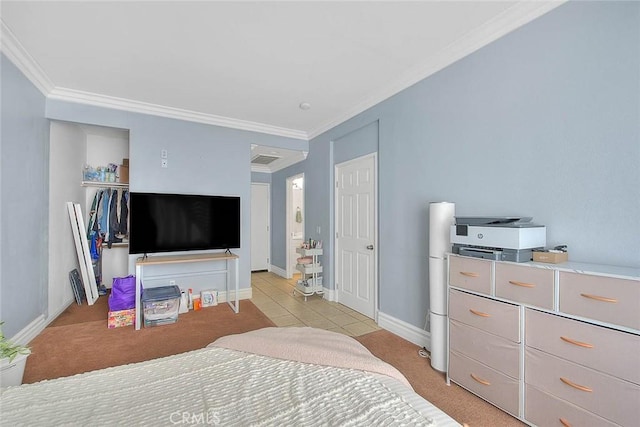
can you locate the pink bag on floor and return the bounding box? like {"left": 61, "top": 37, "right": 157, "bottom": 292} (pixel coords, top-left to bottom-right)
{"left": 109, "top": 275, "right": 136, "bottom": 311}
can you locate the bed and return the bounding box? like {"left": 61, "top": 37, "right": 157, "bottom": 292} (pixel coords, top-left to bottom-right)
{"left": 0, "top": 327, "right": 460, "bottom": 426}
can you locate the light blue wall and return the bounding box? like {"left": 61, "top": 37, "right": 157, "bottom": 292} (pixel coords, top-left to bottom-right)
{"left": 1, "top": 54, "right": 50, "bottom": 337}
{"left": 272, "top": 1, "right": 640, "bottom": 328}
{"left": 333, "top": 121, "right": 379, "bottom": 165}
{"left": 251, "top": 172, "right": 271, "bottom": 184}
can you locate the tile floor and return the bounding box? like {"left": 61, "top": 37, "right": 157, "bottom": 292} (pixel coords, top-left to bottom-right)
{"left": 251, "top": 271, "right": 381, "bottom": 337}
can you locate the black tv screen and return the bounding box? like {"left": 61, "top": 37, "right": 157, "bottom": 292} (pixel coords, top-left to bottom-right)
{"left": 128, "top": 192, "right": 240, "bottom": 254}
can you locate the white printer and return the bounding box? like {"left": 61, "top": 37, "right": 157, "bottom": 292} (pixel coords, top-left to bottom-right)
{"left": 450, "top": 216, "right": 546, "bottom": 262}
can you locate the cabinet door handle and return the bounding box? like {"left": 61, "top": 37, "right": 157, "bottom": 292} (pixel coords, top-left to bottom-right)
{"left": 508, "top": 280, "right": 535, "bottom": 288}
{"left": 470, "top": 373, "right": 491, "bottom": 386}
{"left": 560, "top": 377, "right": 593, "bottom": 392}
{"left": 460, "top": 271, "right": 479, "bottom": 278}
{"left": 580, "top": 293, "right": 617, "bottom": 303}
{"left": 560, "top": 336, "right": 594, "bottom": 349}
{"left": 469, "top": 309, "right": 491, "bottom": 318}
{"left": 559, "top": 417, "right": 572, "bottom": 427}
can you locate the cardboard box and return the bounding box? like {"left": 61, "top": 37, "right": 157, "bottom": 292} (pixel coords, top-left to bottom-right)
{"left": 118, "top": 165, "right": 129, "bottom": 183}
{"left": 533, "top": 251, "right": 568, "bottom": 264}
{"left": 108, "top": 309, "right": 136, "bottom": 328}
{"left": 122, "top": 158, "right": 129, "bottom": 167}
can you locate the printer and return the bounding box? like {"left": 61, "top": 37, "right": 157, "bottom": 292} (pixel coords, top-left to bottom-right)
{"left": 450, "top": 216, "right": 546, "bottom": 262}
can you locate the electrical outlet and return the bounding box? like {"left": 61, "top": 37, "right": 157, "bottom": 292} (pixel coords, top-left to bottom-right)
{"left": 317, "top": 226, "right": 321, "bottom": 234}
{"left": 169, "top": 280, "right": 176, "bottom": 286}
{"left": 161, "top": 159, "right": 168, "bottom": 168}
{"left": 161, "top": 149, "right": 168, "bottom": 159}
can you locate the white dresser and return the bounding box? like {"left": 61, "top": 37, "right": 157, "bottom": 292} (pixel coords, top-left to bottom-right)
{"left": 446, "top": 254, "right": 640, "bottom": 426}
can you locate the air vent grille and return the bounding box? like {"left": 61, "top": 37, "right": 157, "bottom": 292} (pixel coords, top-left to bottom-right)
{"left": 251, "top": 155, "right": 280, "bottom": 165}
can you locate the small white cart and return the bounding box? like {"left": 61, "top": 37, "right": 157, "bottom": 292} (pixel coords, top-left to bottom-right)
{"left": 293, "top": 247, "right": 323, "bottom": 301}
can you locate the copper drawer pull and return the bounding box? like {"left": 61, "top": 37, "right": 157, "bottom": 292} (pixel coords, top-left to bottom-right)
{"left": 560, "top": 336, "right": 594, "bottom": 349}
{"left": 469, "top": 309, "right": 491, "bottom": 318}
{"left": 560, "top": 377, "right": 593, "bottom": 392}
{"left": 559, "top": 418, "right": 572, "bottom": 427}
{"left": 580, "top": 293, "right": 618, "bottom": 303}
{"left": 470, "top": 373, "right": 491, "bottom": 386}
{"left": 508, "top": 280, "right": 535, "bottom": 288}
{"left": 460, "top": 271, "right": 479, "bottom": 278}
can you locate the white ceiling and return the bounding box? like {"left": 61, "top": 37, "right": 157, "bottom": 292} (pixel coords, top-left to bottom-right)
{"left": 1, "top": 1, "right": 563, "bottom": 167}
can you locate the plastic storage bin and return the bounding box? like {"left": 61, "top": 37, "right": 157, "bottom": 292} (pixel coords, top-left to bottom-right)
{"left": 142, "top": 285, "right": 181, "bottom": 327}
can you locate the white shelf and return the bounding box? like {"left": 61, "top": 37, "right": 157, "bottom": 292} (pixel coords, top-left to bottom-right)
{"left": 82, "top": 181, "right": 128, "bottom": 188}
{"left": 296, "top": 263, "right": 323, "bottom": 274}
{"left": 296, "top": 247, "right": 323, "bottom": 256}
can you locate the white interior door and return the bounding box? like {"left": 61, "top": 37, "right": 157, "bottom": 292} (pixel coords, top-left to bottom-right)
{"left": 335, "top": 154, "right": 377, "bottom": 318}
{"left": 251, "top": 183, "right": 270, "bottom": 271}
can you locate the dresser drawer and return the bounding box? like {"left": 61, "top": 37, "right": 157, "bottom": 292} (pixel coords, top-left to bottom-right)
{"left": 449, "top": 256, "right": 492, "bottom": 294}
{"left": 449, "top": 320, "right": 520, "bottom": 379}
{"left": 526, "top": 308, "right": 640, "bottom": 385}
{"left": 449, "top": 351, "right": 520, "bottom": 417}
{"left": 559, "top": 271, "right": 640, "bottom": 331}
{"left": 525, "top": 384, "right": 618, "bottom": 427}
{"left": 449, "top": 289, "right": 520, "bottom": 342}
{"left": 495, "top": 263, "right": 554, "bottom": 309}
{"left": 525, "top": 347, "right": 640, "bottom": 427}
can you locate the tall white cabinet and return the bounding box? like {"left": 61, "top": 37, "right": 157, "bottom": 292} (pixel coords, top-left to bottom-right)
{"left": 447, "top": 254, "right": 640, "bottom": 427}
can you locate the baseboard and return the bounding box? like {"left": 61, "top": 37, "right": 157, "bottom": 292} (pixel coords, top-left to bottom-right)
{"left": 9, "top": 314, "right": 47, "bottom": 347}
{"left": 269, "top": 265, "right": 287, "bottom": 278}
{"left": 217, "top": 287, "right": 252, "bottom": 303}
{"left": 377, "top": 311, "right": 430, "bottom": 349}
{"left": 46, "top": 296, "right": 76, "bottom": 327}
{"left": 320, "top": 287, "right": 336, "bottom": 301}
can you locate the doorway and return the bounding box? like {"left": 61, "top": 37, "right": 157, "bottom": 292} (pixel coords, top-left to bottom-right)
{"left": 286, "top": 174, "right": 304, "bottom": 278}
{"left": 251, "top": 183, "right": 270, "bottom": 271}
{"left": 334, "top": 153, "right": 377, "bottom": 319}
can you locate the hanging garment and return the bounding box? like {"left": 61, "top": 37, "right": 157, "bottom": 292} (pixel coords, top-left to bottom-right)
{"left": 97, "top": 189, "right": 110, "bottom": 239}
{"left": 108, "top": 189, "right": 120, "bottom": 247}
{"left": 86, "top": 187, "right": 129, "bottom": 245}
{"left": 87, "top": 188, "right": 107, "bottom": 239}
{"left": 89, "top": 234, "right": 100, "bottom": 260}
{"left": 118, "top": 190, "right": 129, "bottom": 238}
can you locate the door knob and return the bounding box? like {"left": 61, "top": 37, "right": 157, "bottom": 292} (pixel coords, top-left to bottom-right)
{"left": 366, "top": 245, "right": 374, "bottom": 250}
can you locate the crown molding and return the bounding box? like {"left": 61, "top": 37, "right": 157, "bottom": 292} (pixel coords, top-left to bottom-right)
{"left": 0, "top": 19, "right": 54, "bottom": 96}
{"left": 48, "top": 87, "right": 309, "bottom": 140}
{"left": 306, "top": 1, "right": 566, "bottom": 140}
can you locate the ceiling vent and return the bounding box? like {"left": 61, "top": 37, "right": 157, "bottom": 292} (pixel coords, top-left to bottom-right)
{"left": 251, "top": 155, "right": 280, "bottom": 165}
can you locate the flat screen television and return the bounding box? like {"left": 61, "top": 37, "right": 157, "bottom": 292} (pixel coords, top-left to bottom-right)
{"left": 128, "top": 192, "right": 240, "bottom": 254}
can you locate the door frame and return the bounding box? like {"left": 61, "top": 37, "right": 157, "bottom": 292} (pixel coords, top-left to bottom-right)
{"left": 286, "top": 173, "right": 304, "bottom": 279}
{"left": 250, "top": 182, "right": 271, "bottom": 272}
{"left": 333, "top": 152, "right": 378, "bottom": 320}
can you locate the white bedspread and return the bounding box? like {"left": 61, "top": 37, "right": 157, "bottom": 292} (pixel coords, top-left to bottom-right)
{"left": 1, "top": 328, "right": 460, "bottom": 426}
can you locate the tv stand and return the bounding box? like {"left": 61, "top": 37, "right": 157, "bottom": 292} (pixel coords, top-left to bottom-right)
{"left": 134, "top": 252, "right": 239, "bottom": 330}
